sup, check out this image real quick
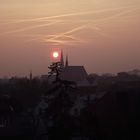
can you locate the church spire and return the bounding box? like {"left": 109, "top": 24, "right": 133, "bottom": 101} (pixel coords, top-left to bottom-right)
{"left": 60, "top": 50, "right": 64, "bottom": 68}
{"left": 65, "top": 54, "right": 68, "bottom": 67}
{"left": 29, "top": 70, "right": 33, "bottom": 81}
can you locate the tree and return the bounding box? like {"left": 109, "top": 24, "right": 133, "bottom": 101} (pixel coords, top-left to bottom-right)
{"left": 48, "top": 62, "right": 63, "bottom": 81}
{"left": 45, "top": 62, "right": 76, "bottom": 140}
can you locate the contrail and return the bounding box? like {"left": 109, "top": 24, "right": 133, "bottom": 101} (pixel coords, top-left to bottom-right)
{"left": 43, "top": 39, "right": 65, "bottom": 44}
{"left": 0, "top": 5, "right": 137, "bottom": 25}
{"left": 91, "top": 8, "right": 139, "bottom": 24}
{"left": 26, "top": 34, "right": 79, "bottom": 43}
{"left": 46, "top": 35, "right": 79, "bottom": 42}
{"left": 29, "top": 24, "right": 107, "bottom": 44}
{"left": 48, "top": 25, "right": 87, "bottom": 40}
{"left": 6, "top": 7, "right": 134, "bottom": 42}
{"left": 0, "top": 19, "right": 60, "bottom": 26}
{"left": 54, "top": 8, "right": 138, "bottom": 42}
{"left": 46, "top": 34, "right": 78, "bottom": 40}
{"left": 41, "top": 7, "right": 139, "bottom": 45}
{"left": 62, "top": 35, "right": 78, "bottom": 40}
{"left": 2, "top": 5, "right": 137, "bottom": 44}
{"left": 43, "top": 38, "right": 82, "bottom": 45}
{"left": 43, "top": 25, "right": 87, "bottom": 45}
{"left": 2, "top": 21, "right": 60, "bottom": 34}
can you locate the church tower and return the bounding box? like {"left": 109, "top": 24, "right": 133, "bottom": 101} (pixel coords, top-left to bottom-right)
{"left": 65, "top": 54, "right": 69, "bottom": 67}
{"left": 60, "top": 50, "right": 64, "bottom": 68}
{"left": 29, "top": 71, "right": 33, "bottom": 81}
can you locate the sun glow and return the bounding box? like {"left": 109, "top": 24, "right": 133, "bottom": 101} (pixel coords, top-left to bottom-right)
{"left": 53, "top": 51, "right": 59, "bottom": 58}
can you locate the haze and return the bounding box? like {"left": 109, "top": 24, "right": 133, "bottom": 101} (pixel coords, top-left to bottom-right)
{"left": 0, "top": 0, "right": 140, "bottom": 77}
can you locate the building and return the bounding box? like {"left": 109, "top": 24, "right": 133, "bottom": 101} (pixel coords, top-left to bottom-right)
{"left": 59, "top": 51, "right": 90, "bottom": 86}
{"left": 40, "top": 50, "right": 94, "bottom": 86}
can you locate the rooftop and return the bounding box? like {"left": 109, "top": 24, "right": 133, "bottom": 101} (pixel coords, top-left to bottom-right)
{"left": 60, "top": 66, "right": 88, "bottom": 82}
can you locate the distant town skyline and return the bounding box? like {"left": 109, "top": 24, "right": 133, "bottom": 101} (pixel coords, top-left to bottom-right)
{"left": 0, "top": 0, "right": 140, "bottom": 77}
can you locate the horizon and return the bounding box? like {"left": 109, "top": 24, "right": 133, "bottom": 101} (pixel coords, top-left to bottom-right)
{"left": 0, "top": 0, "right": 140, "bottom": 76}
{"left": 0, "top": 67, "right": 140, "bottom": 78}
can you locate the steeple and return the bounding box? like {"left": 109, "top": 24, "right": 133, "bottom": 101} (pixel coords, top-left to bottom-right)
{"left": 29, "top": 70, "right": 33, "bottom": 81}
{"left": 60, "top": 50, "right": 64, "bottom": 68}
{"left": 65, "top": 54, "right": 69, "bottom": 67}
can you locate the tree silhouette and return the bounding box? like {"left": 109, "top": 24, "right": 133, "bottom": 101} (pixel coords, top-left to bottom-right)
{"left": 46, "top": 61, "right": 76, "bottom": 140}
{"left": 48, "top": 62, "right": 63, "bottom": 81}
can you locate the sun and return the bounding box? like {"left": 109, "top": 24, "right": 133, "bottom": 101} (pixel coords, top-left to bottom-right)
{"left": 53, "top": 51, "right": 59, "bottom": 58}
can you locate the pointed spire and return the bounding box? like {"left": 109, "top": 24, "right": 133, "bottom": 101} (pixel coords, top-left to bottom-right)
{"left": 29, "top": 70, "right": 32, "bottom": 81}
{"left": 65, "top": 54, "right": 68, "bottom": 67}
{"left": 60, "top": 50, "right": 64, "bottom": 68}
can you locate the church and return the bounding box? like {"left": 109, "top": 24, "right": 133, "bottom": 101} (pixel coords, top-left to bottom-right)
{"left": 59, "top": 51, "right": 90, "bottom": 86}
{"left": 41, "top": 50, "right": 90, "bottom": 86}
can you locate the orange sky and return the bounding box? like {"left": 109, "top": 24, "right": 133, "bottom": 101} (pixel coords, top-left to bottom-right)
{"left": 0, "top": 0, "right": 140, "bottom": 77}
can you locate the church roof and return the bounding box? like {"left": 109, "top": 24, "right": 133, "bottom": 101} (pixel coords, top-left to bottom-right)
{"left": 60, "top": 66, "right": 88, "bottom": 82}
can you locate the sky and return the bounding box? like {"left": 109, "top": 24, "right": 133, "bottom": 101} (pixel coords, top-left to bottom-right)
{"left": 0, "top": 0, "right": 140, "bottom": 77}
